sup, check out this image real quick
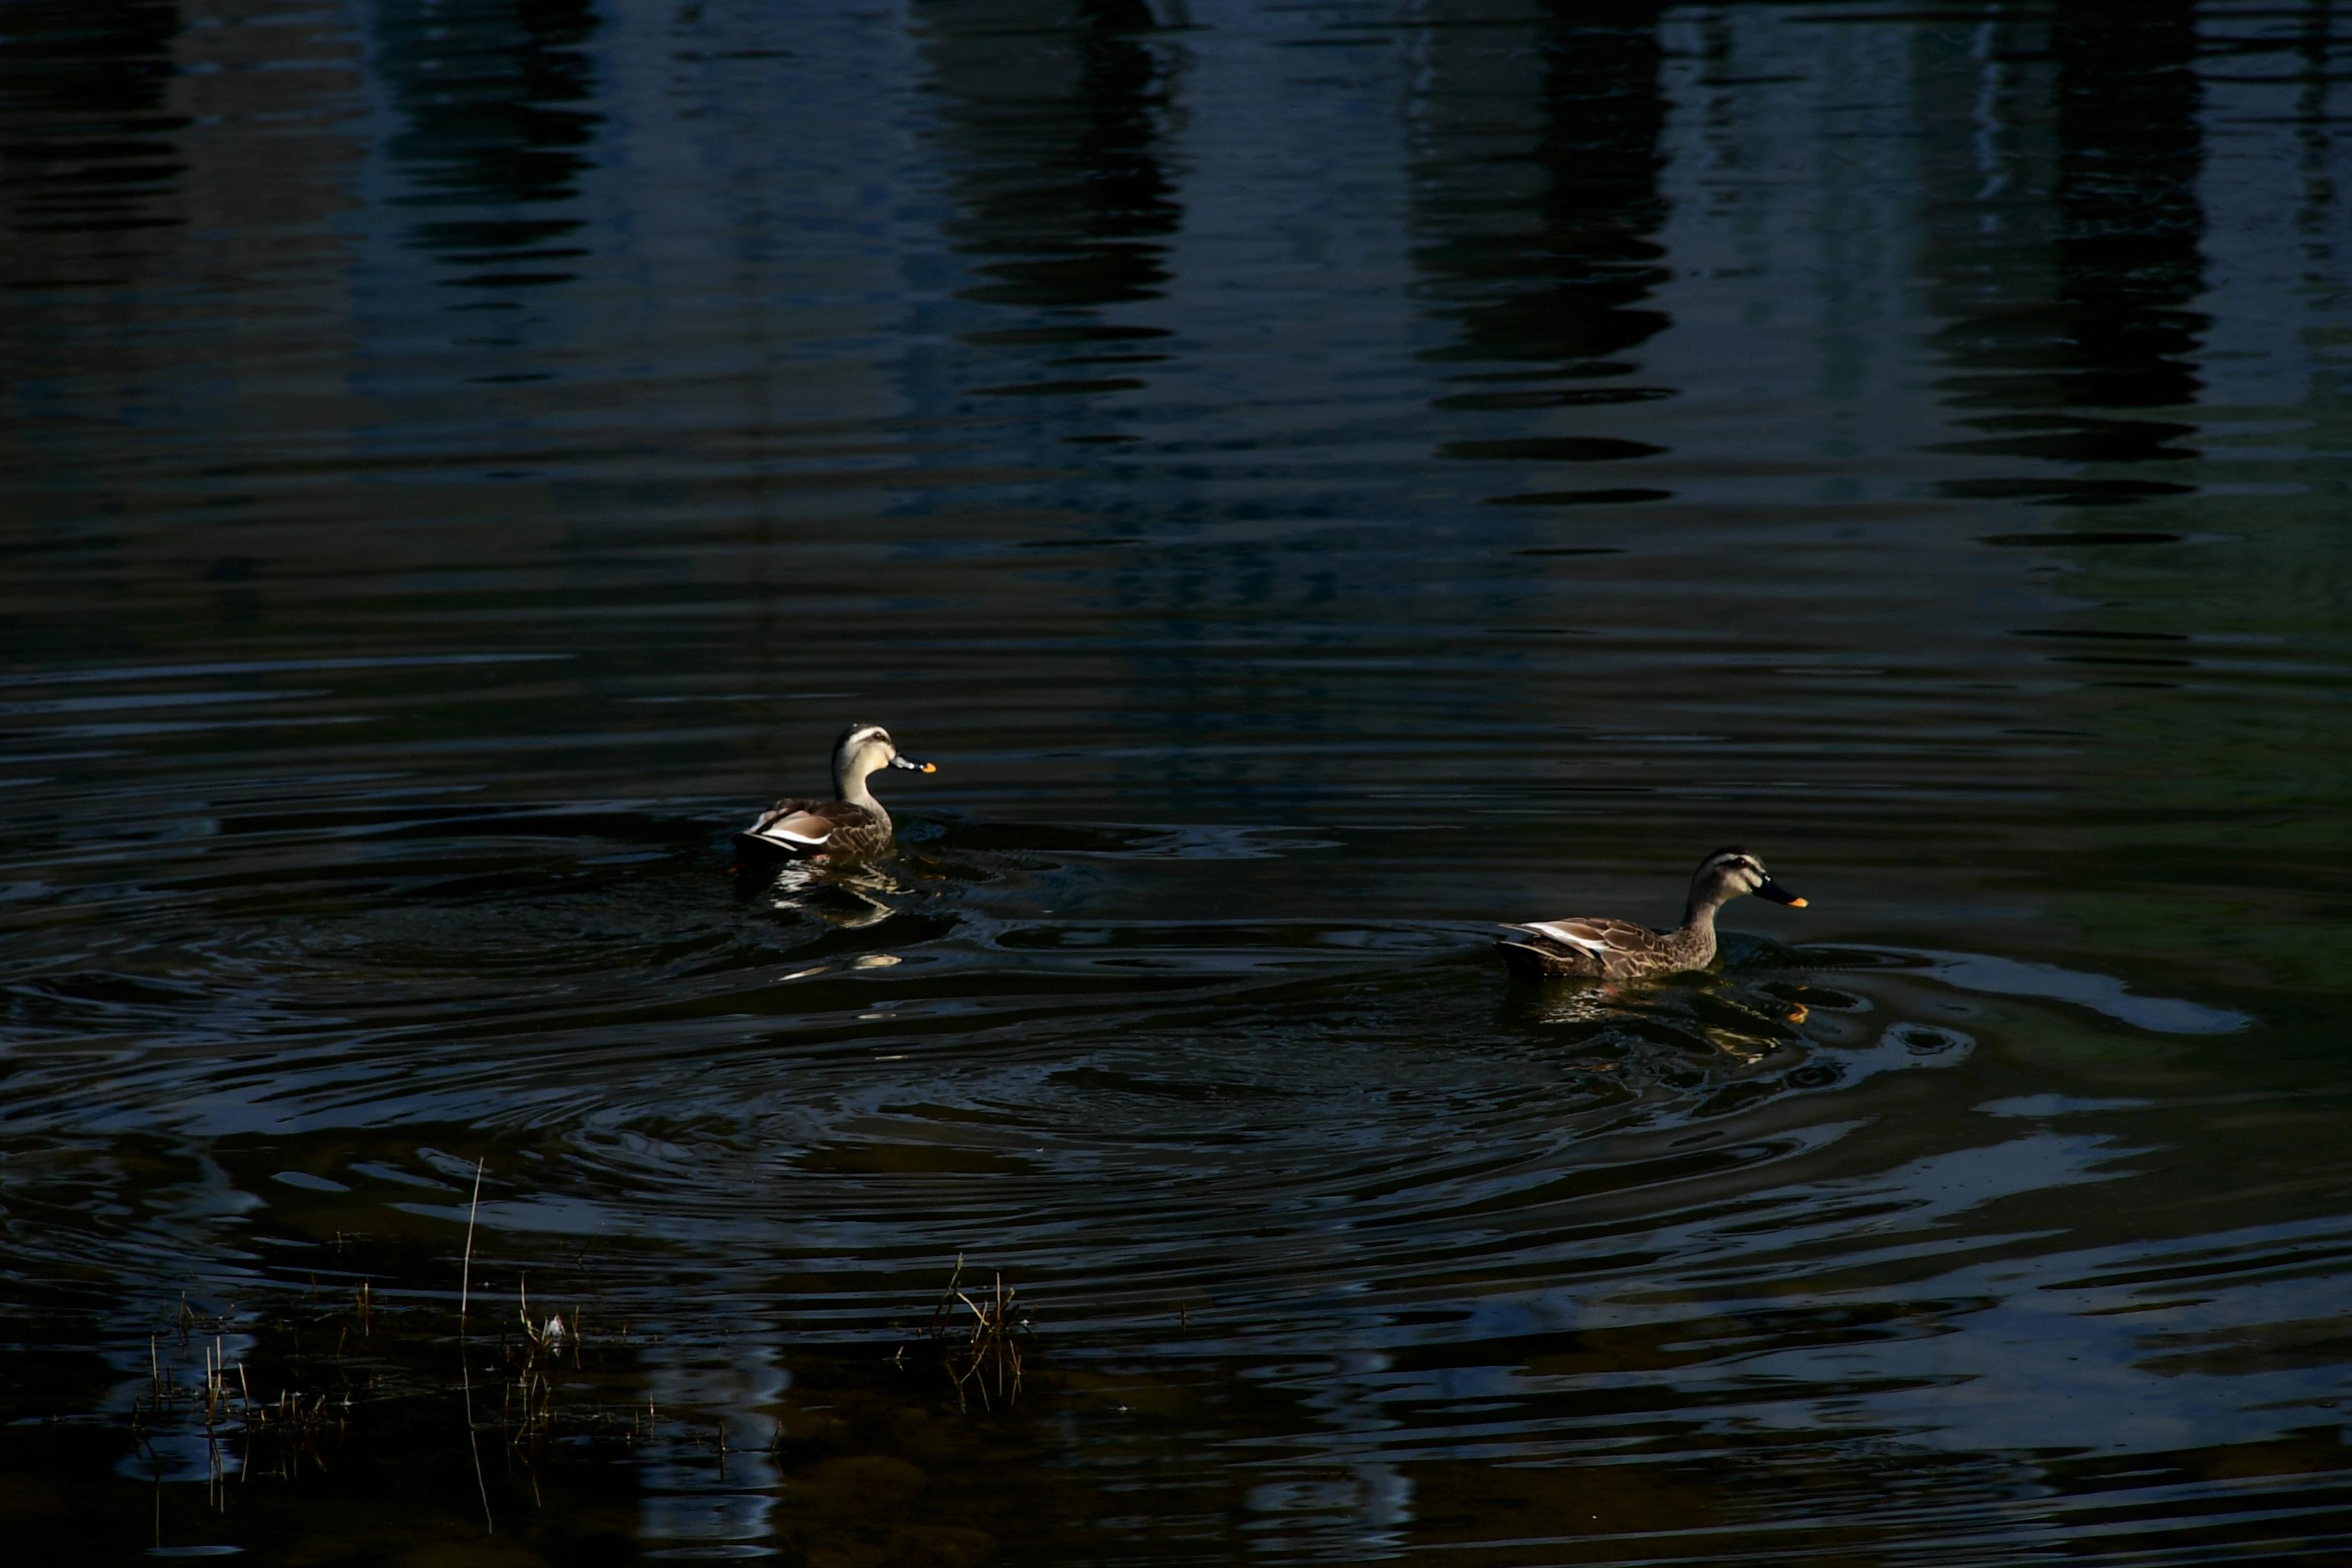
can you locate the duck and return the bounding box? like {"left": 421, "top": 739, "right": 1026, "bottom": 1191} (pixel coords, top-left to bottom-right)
{"left": 1496, "top": 847, "right": 1807, "bottom": 980}
{"left": 736, "top": 723, "right": 936, "bottom": 862}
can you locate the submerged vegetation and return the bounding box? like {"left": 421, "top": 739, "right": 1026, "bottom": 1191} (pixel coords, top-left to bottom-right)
{"left": 130, "top": 1303, "right": 349, "bottom": 1503}
{"left": 80, "top": 1189, "right": 1070, "bottom": 1560}
{"left": 917, "top": 1255, "right": 1035, "bottom": 1413}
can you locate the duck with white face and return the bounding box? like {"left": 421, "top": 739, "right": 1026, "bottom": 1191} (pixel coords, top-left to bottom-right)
{"left": 738, "top": 723, "right": 937, "bottom": 862}
{"left": 1495, "top": 847, "right": 1807, "bottom": 980}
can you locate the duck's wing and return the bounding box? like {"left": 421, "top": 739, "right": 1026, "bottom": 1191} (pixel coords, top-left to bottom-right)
{"left": 1496, "top": 937, "right": 1592, "bottom": 977}
{"left": 1505, "top": 916, "right": 1663, "bottom": 958}
{"left": 743, "top": 798, "right": 834, "bottom": 854}
{"left": 740, "top": 798, "right": 896, "bottom": 860}
{"left": 810, "top": 802, "right": 891, "bottom": 859}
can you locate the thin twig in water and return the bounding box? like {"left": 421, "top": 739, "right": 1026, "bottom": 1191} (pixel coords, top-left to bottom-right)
{"left": 461, "top": 1158, "right": 484, "bottom": 1323}
{"left": 459, "top": 1157, "right": 493, "bottom": 1534}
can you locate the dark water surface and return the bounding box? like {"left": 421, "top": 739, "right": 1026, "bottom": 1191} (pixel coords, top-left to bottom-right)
{"left": 6, "top": 1, "right": 2352, "bottom": 1562}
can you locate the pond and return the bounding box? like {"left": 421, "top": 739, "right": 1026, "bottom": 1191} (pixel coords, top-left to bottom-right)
{"left": 3, "top": 1, "right": 2350, "bottom": 1562}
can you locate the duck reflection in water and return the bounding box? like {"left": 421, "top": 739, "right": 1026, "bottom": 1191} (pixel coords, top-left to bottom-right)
{"left": 1496, "top": 965, "right": 1816, "bottom": 1063}
{"left": 759, "top": 859, "right": 913, "bottom": 932}
{"left": 1497, "top": 847, "right": 1807, "bottom": 981}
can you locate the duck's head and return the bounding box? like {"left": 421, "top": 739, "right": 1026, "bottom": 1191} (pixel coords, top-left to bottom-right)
{"left": 832, "top": 722, "right": 936, "bottom": 795}
{"left": 1690, "top": 846, "right": 1806, "bottom": 911}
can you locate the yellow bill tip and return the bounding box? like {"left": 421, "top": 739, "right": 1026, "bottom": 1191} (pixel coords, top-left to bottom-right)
{"left": 1788, "top": 897, "right": 1808, "bottom": 908}
{"left": 920, "top": 761, "right": 937, "bottom": 774}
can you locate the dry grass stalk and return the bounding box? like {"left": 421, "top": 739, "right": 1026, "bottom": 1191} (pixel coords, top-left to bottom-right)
{"left": 460, "top": 1158, "right": 484, "bottom": 1322}
{"left": 458, "top": 1155, "right": 494, "bottom": 1533}
{"left": 499, "top": 1275, "right": 586, "bottom": 1453}
{"left": 923, "top": 1255, "right": 1032, "bottom": 1412}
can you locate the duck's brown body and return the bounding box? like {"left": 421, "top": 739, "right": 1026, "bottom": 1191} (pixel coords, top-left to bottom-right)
{"left": 1496, "top": 914, "right": 1721, "bottom": 980}
{"left": 1496, "top": 848, "right": 1805, "bottom": 981}
{"left": 737, "top": 796, "right": 895, "bottom": 862}
{"left": 736, "top": 723, "right": 933, "bottom": 863}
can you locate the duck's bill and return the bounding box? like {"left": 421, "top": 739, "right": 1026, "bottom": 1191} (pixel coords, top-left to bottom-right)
{"left": 1756, "top": 879, "right": 1807, "bottom": 908}
{"left": 890, "top": 756, "right": 937, "bottom": 774}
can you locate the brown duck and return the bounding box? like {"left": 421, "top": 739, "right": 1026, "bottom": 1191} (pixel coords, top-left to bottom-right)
{"left": 737, "top": 723, "right": 936, "bottom": 862}
{"left": 1496, "top": 847, "right": 1807, "bottom": 980}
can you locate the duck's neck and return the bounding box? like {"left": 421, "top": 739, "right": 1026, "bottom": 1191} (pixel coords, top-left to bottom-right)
{"left": 836, "top": 764, "right": 880, "bottom": 810}
{"left": 1674, "top": 896, "right": 1723, "bottom": 965}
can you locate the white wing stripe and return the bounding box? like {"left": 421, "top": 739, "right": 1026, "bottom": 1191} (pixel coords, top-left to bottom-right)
{"left": 756, "top": 823, "right": 830, "bottom": 847}
{"left": 1525, "top": 921, "right": 1609, "bottom": 953}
